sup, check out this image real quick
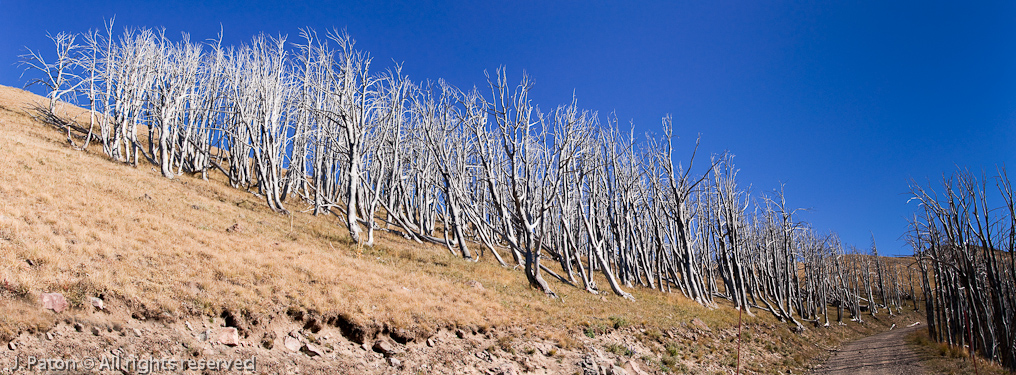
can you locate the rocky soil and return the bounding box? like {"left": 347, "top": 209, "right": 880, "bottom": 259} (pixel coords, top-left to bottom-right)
{"left": 1, "top": 292, "right": 814, "bottom": 375}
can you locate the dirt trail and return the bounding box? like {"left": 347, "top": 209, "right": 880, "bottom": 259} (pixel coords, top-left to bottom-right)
{"left": 811, "top": 324, "right": 926, "bottom": 375}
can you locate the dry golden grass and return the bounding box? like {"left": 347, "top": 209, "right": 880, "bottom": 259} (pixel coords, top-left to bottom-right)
{"left": 907, "top": 327, "right": 1010, "bottom": 375}
{"left": 0, "top": 85, "right": 735, "bottom": 345}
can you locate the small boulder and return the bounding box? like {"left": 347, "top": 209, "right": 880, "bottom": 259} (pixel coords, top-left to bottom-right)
{"left": 132, "top": 328, "right": 142, "bottom": 337}
{"left": 215, "top": 327, "right": 239, "bottom": 346}
{"left": 284, "top": 336, "right": 302, "bottom": 352}
{"left": 7, "top": 341, "right": 15, "bottom": 351}
{"left": 622, "top": 360, "right": 648, "bottom": 375}
{"left": 608, "top": 365, "right": 629, "bottom": 375}
{"left": 89, "top": 297, "right": 104, "bottom": 310}
{"left": 387, "top": 357, "right": 402, "bottom": 368}
{"left": 301, "top": 343, "right": 323, "bottom": 357}
{"left": 226, "top": 223, "right": 242, "bottom": 233}
{"left": 475, "top": 351, "right": 492, "bottom": 361}
{"left": 90, "top": 326, "right": 101, "bottom": 336}
{"left": 690, "top": 318, "right": 710, "bottom": 332}
{"left": 426, "top": 337, "right": 435, "bottom": 347}
{"left": 390, "top": 328, "right": 414, "bottom": 344}
{"left": 40, "top": 293, "right": 68, "bottom": 313}
{"left": 74, "top": 323, "right": 84, "bottom": 332}
{"left": 456, "top": 329, "right": 466, "bottom": 339}
{"left": 372, "top": 339, "right": 401, "bottom": 357}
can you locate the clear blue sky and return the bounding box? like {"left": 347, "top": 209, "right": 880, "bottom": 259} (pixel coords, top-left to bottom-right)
{"left": 2, "top": 1, "right": 1014, "bottom": 255}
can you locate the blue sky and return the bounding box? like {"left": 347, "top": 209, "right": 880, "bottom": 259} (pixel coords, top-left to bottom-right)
{"left": 2, "top": 1, "right": 1014, "bottom": 255}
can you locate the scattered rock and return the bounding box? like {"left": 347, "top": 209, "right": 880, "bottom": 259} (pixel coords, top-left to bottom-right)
{"left": 489, "top": 364, "right": 519, "bottom": 375}
{"left": 185, "top": 321, "right": 193, "bottom": 331}
{"left": 226, "top": 223, "right": 242, "bottom": 233}
{"left": 133, "top": 328, "right": 142, "bottom": 337}
{"left": 390, "top": 328, "right": 414, "bottom": 344}
{"left": 426, "top": 337, "right": 435, "bottom": 347}
{"left": 284, "top": 336, "right": 302, "bottom": 352}
{"left": 456, "top": 329, "right": 466, "bottom": 339}
{"left": 8, "top": 342, "right": 15, "bottom": 351}
{"left": 159, "top": 312, "right": 176, "bottom": 323}
{"left": 387, "top": 357, "right": 402, "bottom": 368}
{"left": 301, "top": 343, "right": 323, "bottom": 357}
{"left": 90, "top": 326, "right": 101, "bottom": 336}
{"left": 580, "top": 354, "right": 600, "bottom": 375}
{"left": 608, "top": 365, "right": 629, "bottom": 375}
{"left": 215, "top": 327, "right": 239, "bottom": 346}
{"left": 89, "top": 297, "right": 104, "bottom": 310}
{"left": 372, "top": 339, "right": 401, "bottom": 357}
{"left": 468, "top": 280, "right": 485, "bottom": 290}
{"left": 519, "top": 357, "right": 536, "bottom": 372}
{"left": 74, "top": 323, "right": 84, "bottom": 332}
{"left": 45, "top": 332, "right": 53, "bottom": 341}
{"left": 622, "top": 360, "right": 648, "bottom": 375}
{"left": 40, "top": 293, "right": 68, "bottom": 313}
{"left": 690, "top": 318, "right": 710, "bottom": 332}
{"left": 475, "top": 351, "right": 492, "bottom": 361}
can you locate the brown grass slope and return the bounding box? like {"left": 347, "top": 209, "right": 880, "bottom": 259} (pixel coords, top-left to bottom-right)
{"left": 0, "top": 85, "right": 921, "bottom": 374}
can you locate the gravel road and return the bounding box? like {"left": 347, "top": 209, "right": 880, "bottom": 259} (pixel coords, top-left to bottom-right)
{"left": 811, "top": 324, "right": 926, "bottom": 375}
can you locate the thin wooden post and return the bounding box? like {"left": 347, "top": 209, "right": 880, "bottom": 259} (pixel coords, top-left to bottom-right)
{"left": 736, "top": 305, "right": 743, "bottom": 375}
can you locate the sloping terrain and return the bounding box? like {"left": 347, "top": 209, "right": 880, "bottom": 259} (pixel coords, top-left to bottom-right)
{"left": 0, "top": 84, "right": 918, "bottom": 374}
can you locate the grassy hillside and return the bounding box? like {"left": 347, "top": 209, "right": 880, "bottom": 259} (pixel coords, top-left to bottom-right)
{"left": 0, "top": 85, "right": 920, "bottom": 374}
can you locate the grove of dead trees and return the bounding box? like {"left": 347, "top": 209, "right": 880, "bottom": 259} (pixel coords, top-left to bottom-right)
{"left": 909, "top": 169, "right": 1016, "bottom": 371}
{"left": 22, "top": 24, "right": 917, "bottom": 332}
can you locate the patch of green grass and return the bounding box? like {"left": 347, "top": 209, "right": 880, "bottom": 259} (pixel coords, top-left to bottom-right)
{"left": 609, "top": 316, "right": 630, "bottom": 329}
{"left": 582, "top": 320, "right": 611, "bottom": 338}
{"left": 605, "top": 343, "right": 633, "bottom": 357}
{"left": 643, "top": 328, "right": 662, "bottom": 342}
{"left": 665, "top": 342, "right": 681, "bottom": 357}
